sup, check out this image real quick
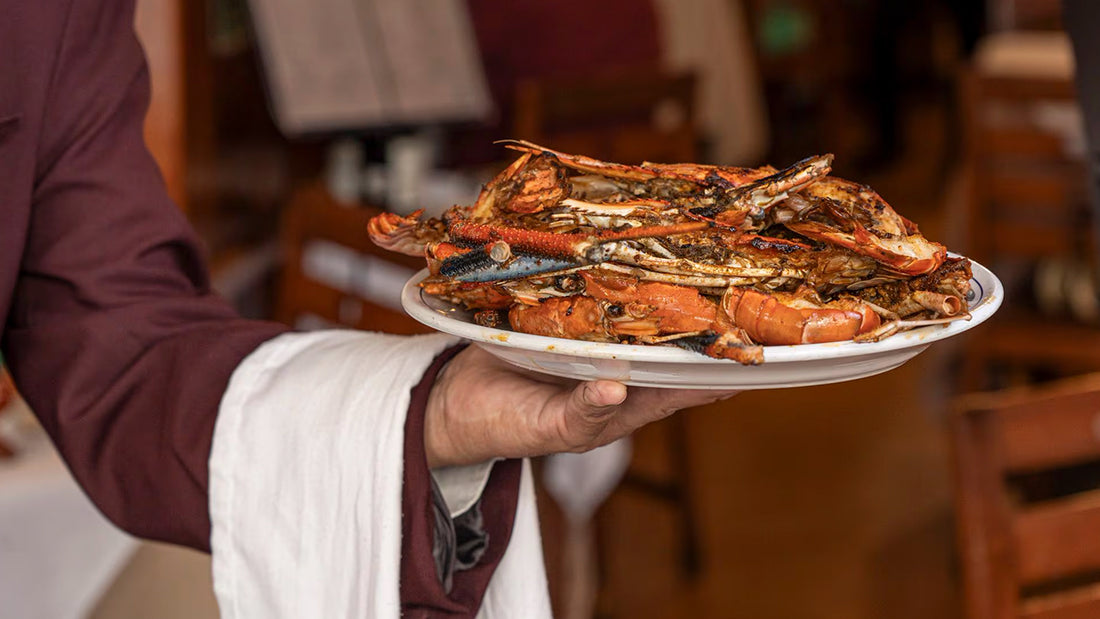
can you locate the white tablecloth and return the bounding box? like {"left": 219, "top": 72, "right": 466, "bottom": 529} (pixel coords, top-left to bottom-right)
{"left": 0, "top": 403, "right": 137, "bottom": 619}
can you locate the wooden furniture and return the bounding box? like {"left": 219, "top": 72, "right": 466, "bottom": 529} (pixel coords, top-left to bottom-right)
{"left": 989, "top": 0, "right": 1064, "bottom": 30}
{"left": 963, "top": 71, "right": 1082, "bottom": 265}
{"left": 514, "top": 71, "right": 698, "bottom": 165}
{"left": 951, "top": 373, "right": 1100, "bottom": 619}
{"left": 274, "top": 183, "right": 431, "bottom": 335}
{"left": 959, "top": 52, "right": 1100, "bottom": 387}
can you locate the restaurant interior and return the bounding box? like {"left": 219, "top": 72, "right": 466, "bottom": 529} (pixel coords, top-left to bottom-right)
{"left": 4, "top": 0, "right": 1100, "bottom": 617}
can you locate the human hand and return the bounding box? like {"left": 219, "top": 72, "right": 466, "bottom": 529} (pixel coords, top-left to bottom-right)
{"left": 423, "top": 345, "right": 739, "bottom": 468}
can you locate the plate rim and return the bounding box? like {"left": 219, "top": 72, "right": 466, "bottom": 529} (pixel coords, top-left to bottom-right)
{"left": 400, "top": 258, "right": 1003, "bottom": 365}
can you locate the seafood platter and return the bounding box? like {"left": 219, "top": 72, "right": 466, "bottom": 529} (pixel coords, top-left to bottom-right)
{"left": 371, "top": 141, "right": 1001, "bottom": 388}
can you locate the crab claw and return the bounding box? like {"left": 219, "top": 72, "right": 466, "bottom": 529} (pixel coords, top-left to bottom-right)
{"left": 779, "top": 177, "right": 947, "bottom": 276}
{"left": 367, "top": 209, "right": 440, "bottom": 257}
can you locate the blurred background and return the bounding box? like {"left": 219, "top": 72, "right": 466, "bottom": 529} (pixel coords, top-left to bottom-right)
{"left": 5, "top": 0, "right": 1100, "bottom": 617}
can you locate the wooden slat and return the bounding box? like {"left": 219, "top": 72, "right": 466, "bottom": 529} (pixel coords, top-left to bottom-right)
{"left": 999, "top": 397, "right": 1100, "bottom": 473}
{"left": 612, "top": 127, "right": 698, "bottom": 165}
{"left": 984, "top": 170, "right": 1080, "bottom": 209}
{"left": 1014, "top": 491, "right": 1100, "bottom": 585}
{"left": 975, "top": 321, "right": 1100, "bottom": 374}
{"left": 1022, "top": 582, "right": 1100, "bottom": 619}
{"left": 279, "top": 276, "right": 363, "bottom": 325}
{"left": 292, "top": 186, "right": 425, "bottom": 269}
{"left": 278, "top": 275, "right": 429, "bottom": 335}
{"left": 274, "top": 183, "right": 434, "bottom": 335}
{"left": 959, "top": 369, "right": 1100, "bottom": 472}
{"left": 517, "top": 72, "right": 695, "bottom": 132}
{"left": 989, "top": 221, "right": 1076, "bottom": 257}
{"left": 981, "top": 127, "right": 1069, "bottom": 159}
{"left": 951, "top": 406, "right": 1021, "bottom": 619}
{"left": 545, "top": 128, "right": 699, "bottom": 169}
{"left": 977, "top": 75, "right": 1077, "bottom": 102}
{"left": 514, "top": 71, "right": 699, "bottom": 167}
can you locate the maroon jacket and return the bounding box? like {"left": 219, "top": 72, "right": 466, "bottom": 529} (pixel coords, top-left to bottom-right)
{"left": 0, "top": 2, "right": 516, "bottom": 615}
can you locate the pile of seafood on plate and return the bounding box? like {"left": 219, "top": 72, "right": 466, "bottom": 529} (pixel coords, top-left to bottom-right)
{"left": 369, "top": 141, "right": 972, "bottom": 365}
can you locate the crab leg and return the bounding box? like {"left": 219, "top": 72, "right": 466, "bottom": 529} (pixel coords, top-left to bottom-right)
{"left": 499, "top": 139, "right": 667, "bottom": 182}
{"left": 591, "top": 242, "right": 807, "bottom": 279}
{"left": 447, "top": 220, "right": 709, "bottom": 258}
{"left": 558, "top": 197, "right": 677, "bottom": 218}
{"left": 594, "top": 263, "right": 780, "bottom": 288}
{"left": 438, "top": 220, "right": 708, "bottom": 282}
{"left": 439, "top": 250, "right": 581, "bottom": 282}
{"left": 500, "top": 139, "right": 783, "bottom": 190}
{"left": 854, "top": 315, "right": 971, "bottom": 342}
{"left": 690, "top": 154, "right": 834, "bottom": 230}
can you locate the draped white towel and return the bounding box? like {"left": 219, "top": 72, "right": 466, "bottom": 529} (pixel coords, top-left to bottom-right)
{"left": 208, "top": 331, "right": 551, "bottom": 618}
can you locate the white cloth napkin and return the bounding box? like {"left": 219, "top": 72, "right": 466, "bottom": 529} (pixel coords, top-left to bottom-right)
{"left": 208, "top": 331, "right": 551, "bottom": 618}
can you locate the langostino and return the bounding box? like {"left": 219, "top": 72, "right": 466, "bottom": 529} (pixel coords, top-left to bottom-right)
{"left": 368, "top": 142, "right": 971, "bottom": 365}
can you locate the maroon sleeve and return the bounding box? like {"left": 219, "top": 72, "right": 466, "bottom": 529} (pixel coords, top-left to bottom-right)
{"left": 402, "top": 345, "right": 523, "bottom": 618}
{"left": 0, "top": 0, "right": 287, "bottom": 549}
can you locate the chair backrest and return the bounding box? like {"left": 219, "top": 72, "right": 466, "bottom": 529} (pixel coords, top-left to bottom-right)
{"left": 963, "top": 69, "right": 1086, "bottom": 265}
{"left": 952, "top": 374, "right": 1100, "bottom": 619}
{"left": 957, "top": 41, "right": 1100, "bottom": 385}
{"left": 274, "top": 183, "right": 432, "bottom": 335}
{"left": 514, "top": 71, "right": 699, "bottom": 164}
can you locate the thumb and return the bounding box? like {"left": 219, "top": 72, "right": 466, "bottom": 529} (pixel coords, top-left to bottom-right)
{"left": 558, "top": 381, "right": 628, "bottom": 449}
{"left": 575, "top": 380, "right": 628, "bottom": 415}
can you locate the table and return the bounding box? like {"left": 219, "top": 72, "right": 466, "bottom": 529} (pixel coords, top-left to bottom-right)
{"left": 0, "top": 402, "right": 136, "bottom": 619}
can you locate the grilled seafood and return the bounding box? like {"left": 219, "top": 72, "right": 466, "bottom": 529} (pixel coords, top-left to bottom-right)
{"left": 368, "top": 142, "right": 971, "bottom": 364}
{"left": 775, "top": 177, "right": 946, "bottom": 276}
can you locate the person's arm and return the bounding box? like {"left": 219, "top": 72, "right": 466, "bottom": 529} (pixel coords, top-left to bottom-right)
{"left": 403, "top": 345, "right": 737, "bottom": 615}
{"left": 423, "top": 345, "right": 736, "bottom": 467}
{"left": 3, "top": 2, "right": 737, "bottom": 614}
{"left": 1, "top": 0, "right": 287, "bottom": 549}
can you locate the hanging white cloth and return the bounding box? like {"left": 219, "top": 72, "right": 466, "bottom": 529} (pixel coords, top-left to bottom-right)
{"left": 208, "top": 331, "right": 551, "bottom": 618}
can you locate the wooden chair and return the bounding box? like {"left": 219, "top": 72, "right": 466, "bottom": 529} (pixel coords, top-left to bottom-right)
{"left": 951, "top": 373, "right": 1100, "bottom": 618}
{"left": 274, "top": 183, "right": 431, "bottom": 335}
{"left": 514, "top": 71, "right": 698, "bottom": 165}
{"left": 958, "top": 48, "right": 1100, "bottom": 388}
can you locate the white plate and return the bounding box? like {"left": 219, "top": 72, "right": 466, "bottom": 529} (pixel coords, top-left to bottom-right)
{"left": 401, "top": 260, "right": 1003, "bottom": 389}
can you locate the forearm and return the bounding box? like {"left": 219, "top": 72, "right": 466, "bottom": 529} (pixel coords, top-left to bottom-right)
{"left": 4, "top": 312, "right": 285, "bottom": 549}
{"left": 402, "top": 344, "right": 522, "bottom": 612}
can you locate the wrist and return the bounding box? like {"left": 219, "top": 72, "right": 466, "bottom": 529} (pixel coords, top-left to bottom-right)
{"left": 424, "top": 357, "right": 462, "bottom": 469}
